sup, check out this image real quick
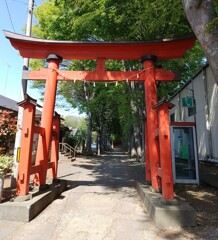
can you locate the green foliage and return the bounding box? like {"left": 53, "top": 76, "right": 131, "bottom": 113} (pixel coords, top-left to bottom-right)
{"left": 29, "top": 59, "right": 44, "bottom": 70}
{"left": 64, "top": 117, "right": 87, "bottom": 148}
{"left": 31, "top": 0, "right": 207, "bottom": 148}
{"left": 158, "top": 42, "right": 205, "bottom": 99}
{"left": 86, "top": 83, "right": 119, "bottom": 131}
{"left": 212, "top": 0, "right": 218, "bottom": 16}
{"left": 206, "top": 18, "right": 218, "bottom": 33}
{"left": 32, "top": 0, "right": 205, "bottom": 94}
{"left": 32, "top": 1, "right": 62, "bottom": 39}
{"left": 33, "top": 0, "right": 191, "bottom": 41}
{"left": 0, "top": 155, "right": 13, "bottom": 175}
{"left": 63, "top": 115, "right": 84, "bottom": 129}
{"left": 205, "top": 0, "right": 218, "bottom": 32}
{"left": 129, "top": 0, "right": 191, "bottom": 40}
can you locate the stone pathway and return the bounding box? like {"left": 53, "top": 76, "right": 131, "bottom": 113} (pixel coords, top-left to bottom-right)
{"left": 1, "top": 151, "right": 197, "bottom": 240}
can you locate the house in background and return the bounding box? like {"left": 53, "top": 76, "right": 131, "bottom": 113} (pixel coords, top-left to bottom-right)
{"left": 0, "top": 95, "right": 69, "bottom": 157}
{"left": 170, "top": 64, "right": 218, "bottom": 162}
{"left": 0, "top": 95, "right": 42, "bottom": 155}
{"left": 0, "top": 95, "right": 21, "bottom": 115}
{"left": 0, "top": 94, "right": 42, "bottom": 117}
{"left": 169, "top": 64, "right": 218, "bottom": 186}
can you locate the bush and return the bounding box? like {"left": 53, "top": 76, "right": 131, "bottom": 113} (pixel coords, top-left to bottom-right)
{"left": 0, "top": 110, "right": 17, "bottom": 154}
{"left": 0, "top": 155, "right": 13, "bottom": 176}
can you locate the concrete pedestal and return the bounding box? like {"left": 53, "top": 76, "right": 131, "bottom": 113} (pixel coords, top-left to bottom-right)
{"left": 136, "top": 182, "right": 196, "bottom": 229}
{"left": 0, "top": 179, "right": 67, "bottom": 222}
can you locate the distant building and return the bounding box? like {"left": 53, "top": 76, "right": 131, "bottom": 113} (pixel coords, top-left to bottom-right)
{"left": 0, "top": 95, "right": 19, "bottom": 114}
{"left": 0, "top": 95, "right": 68, "bottom": 156}
{"left": 0, "top": 95, "right": 41, "bottom": 118}
{"left": 0, "top": 95, "right": 42, "bottom": 155}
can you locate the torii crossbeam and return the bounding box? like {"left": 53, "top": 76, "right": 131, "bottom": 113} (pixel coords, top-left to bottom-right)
{"left": 4, "top": 30, "right": 195, "bottom": 60}
{"left": 4, "top": 30, "right": 196, "bottom": 199}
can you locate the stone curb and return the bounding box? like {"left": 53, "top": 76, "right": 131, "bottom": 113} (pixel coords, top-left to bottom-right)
{"left": 135, "top": 182, "right": 196, "bottom": 229}
{"left": 0, "top": 180, "right": 67, "bottom": 222}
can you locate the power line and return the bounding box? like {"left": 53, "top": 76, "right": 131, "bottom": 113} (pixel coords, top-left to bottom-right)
{"left": 4, "top": 0, "right": 15, "bottom": 32}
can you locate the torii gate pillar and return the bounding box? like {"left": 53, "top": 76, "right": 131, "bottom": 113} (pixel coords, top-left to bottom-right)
{"left": 3, "top": 30, "right": 196, "bottom": 196}
{"left": 153, "top": 100, "right": 175, "bottom": 199}
{"left": 141, "top": 55, "right": 161, "bottom": 190}
{"left": 34, "top": 54, "right": 62, "bottom": 187}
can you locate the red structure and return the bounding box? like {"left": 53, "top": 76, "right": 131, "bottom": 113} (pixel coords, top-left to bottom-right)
{"left": 16, "top": 95, "right": 60, "bottom": 196}
{"left": 49, "top": 112, "right": 61, "bottom": 180}
{"left": 4, "top": 30, "right": 195, "bottom": 199}
{"left": 34, "top": 55, "right": 62, "bottom": 187}
{"left": 153, "top": 100, "right": 175, "bottom": 199}
{"left": 141, "top": 56, "right": 161, "bottom": 190}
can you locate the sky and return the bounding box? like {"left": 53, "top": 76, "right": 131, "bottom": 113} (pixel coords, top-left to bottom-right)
{"left": 0, "top": 0, "right": 81, "bottom": 116}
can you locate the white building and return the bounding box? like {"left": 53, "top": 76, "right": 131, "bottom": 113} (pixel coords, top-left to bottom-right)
{"left": 170, "top": 64, "right": 218, "bottom": 162}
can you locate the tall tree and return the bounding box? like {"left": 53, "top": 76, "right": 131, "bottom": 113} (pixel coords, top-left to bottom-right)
{"left": 181, "top": 0, "right": 218, "bottom": 82}
{"left": 31, "top": 0, "right": 207, "bottom": 157}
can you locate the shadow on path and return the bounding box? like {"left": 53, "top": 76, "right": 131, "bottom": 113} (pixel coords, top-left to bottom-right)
{"left": 58, "top": 150, "right": 218, "bottom": 240}
{"left": 60, "top": 150, "right": 137, "bottom": 193}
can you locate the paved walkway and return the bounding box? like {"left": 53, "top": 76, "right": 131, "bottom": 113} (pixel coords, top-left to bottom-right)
{"left": 1, "top": 151, "right": 196, "bottom": 240}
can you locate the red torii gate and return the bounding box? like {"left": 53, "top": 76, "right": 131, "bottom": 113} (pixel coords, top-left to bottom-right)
{"left": 4, "top": 30, "right": 195, "bottom": 199}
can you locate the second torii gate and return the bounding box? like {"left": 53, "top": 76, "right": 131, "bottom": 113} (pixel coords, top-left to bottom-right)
{"left": 4, "top": 30, "right": 195, "bottom": 199}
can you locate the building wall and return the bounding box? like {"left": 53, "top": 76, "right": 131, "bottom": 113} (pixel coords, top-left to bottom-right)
{"left": 193, "top": 70, "right": 209, "bottom": 160}
{"left": 170, "top": 65, "right": 218, "bottom": 161}
{"left": 206, "top": 67, "right": 218, "bottom": 159}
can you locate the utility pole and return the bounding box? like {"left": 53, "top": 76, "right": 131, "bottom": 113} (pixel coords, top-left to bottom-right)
{"left": 4, "top": 64, "right": 11, "bottom": 96}
{"left": 13, "top": 0, "right": 35, "bottom": 180}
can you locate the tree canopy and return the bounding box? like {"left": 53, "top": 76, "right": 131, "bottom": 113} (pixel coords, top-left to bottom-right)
{"left": 33, "top": 0, "right": 191, "bottom": 40}
{"left": 30, "top": 0, "right": 207, "bottom": 155}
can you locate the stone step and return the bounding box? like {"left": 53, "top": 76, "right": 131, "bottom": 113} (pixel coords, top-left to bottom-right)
{"left": 59, "top": 152, "right": 75, "bottom": 162}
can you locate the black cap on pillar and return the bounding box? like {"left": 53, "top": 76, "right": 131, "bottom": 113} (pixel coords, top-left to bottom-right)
{"left": 46, "top": 54, "right": 63, "bottom": 63}
{"left": 140, "top": 55, "right": 157, "bottom": 63}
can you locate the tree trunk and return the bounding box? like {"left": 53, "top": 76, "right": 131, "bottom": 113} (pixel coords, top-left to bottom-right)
{"left": 139, "top": 82, "right": 146, "bottom": 162}
{"left": 133, "top": 122, "right": 142, "bottom": 159}
{"left": 97, "top": 127, "right": 102, "bottom": 156}
{"left": 141, "top": 121, "right": 145, "bottom": 162}
{"left": 85, "top": 112, "right": 92, "bottom": 155}
{"left": 127, "top": 81, "right": 144, "bottom": 158}
{"left": 181, "top": 0, "right": 218, "bottom": 82}
{"left": 130, "top": 126, "right": 137, "bottom": 157}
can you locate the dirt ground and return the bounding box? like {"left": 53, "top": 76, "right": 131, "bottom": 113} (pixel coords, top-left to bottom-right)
{"left": 173, "top": 183, "right": 218, "bottom": 240}
{"left": 174, "top": 163, "right": 218, "bottom": 240}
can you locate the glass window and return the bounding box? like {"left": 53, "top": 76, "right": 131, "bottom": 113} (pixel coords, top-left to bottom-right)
{"left": 171, "top": 126, "right": 198, "bottom": 183}
{"left": 170, "top": 113, "right": 175, "bottom": 122}
{"left": 188, "top": 107, "right": 196, "bottom": 117}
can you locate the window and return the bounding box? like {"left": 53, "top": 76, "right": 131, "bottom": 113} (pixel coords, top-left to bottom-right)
{"left": 188, "top": 107, "right": 196, "bottom": 117}
{"left": 170, "top": 113, "right": 175, "bottom": 122}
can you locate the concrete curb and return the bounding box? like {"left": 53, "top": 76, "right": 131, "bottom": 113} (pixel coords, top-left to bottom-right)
{"left": 0, "top": 180, "right": 67, "bottom": 222}
{"left": 135, "top": 182, "right": 196, "bottom": 229}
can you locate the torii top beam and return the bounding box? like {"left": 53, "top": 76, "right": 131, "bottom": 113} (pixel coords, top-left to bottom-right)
{"left": 4, "top": 30, "right": 195, "bottom": 60}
